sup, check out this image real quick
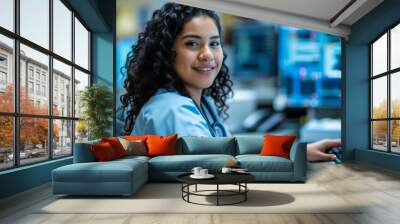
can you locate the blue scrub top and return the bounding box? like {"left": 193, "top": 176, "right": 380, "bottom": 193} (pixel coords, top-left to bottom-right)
{"left": 132, "top": 89, "right": 230, "bottom": 137}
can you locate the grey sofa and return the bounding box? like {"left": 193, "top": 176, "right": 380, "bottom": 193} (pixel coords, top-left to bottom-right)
{"left": 52, "top": 136, "right": 307, "bottom": 196}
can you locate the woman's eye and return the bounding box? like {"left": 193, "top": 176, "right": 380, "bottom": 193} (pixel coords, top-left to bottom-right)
{"left": 210, "top": 41, "right": 220, "bottom": 47}
{"left": 185, "top": 41, "right": 199, "bottom": 47}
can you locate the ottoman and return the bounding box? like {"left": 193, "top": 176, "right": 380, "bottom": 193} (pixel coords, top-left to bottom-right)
{"left": 52, "top": 157, "right": 148, "bottom": 196}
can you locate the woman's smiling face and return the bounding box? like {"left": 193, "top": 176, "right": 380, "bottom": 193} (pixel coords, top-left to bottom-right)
{"left": 172, "top": 16, "right": 223, "bottom": 94}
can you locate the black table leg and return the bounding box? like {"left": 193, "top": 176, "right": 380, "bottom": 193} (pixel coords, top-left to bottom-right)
{"left": 217, "top": 184, "right": 219, "bottom": 206}
{"left": 181, "top": 183, "right": 183, "bottom": 200}
{"left": 245, "top": 183, "right": 247, "bottom": 201}
{"left": 188, "top": 184, "right": 190, "bottom": 202}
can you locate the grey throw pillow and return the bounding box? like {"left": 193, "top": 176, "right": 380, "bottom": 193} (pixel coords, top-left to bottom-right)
{"left": 118, "top": 137, "right": 147, "bottom": 156}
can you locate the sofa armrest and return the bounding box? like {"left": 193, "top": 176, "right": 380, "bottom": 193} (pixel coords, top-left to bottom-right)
{"left": 73, "top": 141, "right": 99, "bottom": 163}
{"left": 289, "top": 142, "right": 307, "bottom": 181}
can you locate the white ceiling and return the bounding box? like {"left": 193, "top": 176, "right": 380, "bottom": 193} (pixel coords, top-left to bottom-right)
{"left": 173, "top": 0, "right": 384, "bottom": 38}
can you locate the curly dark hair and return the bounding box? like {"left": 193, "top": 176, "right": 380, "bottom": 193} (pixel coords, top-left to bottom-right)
{"left": 120, "top": 3, "right": 233, "bottom": 135}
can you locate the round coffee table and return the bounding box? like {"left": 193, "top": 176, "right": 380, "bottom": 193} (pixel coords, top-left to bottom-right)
{"left": 177, "top": 172, "right": 255, "bottom": 206}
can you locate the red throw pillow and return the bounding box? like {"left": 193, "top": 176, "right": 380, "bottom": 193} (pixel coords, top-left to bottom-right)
{"left": 101, "top": 137, "right": 126, "bottom": 158}
{"left": 259, "top": 135, "right": 296, "bottom": 159}
{"left": 91, "top": 142, "right": 118, "bottom": 161}
{"left": 146, "top": 134, "right": 177, "bottom": 157}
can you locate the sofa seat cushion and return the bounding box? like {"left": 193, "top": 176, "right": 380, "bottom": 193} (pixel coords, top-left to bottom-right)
{"left": 149, "top": 154, "right": 235, "bottom": 172}
{"left": 116, "top": 155, "right": 150, "bottom": 163}
{"left": 235, "top": 136, "right": 264, "bottom": 155}
{"left": 53, "top": 159, "right": 147, "bottom": 183}
{"left": 236, "top": 155, "right": 293, "bottom": 172}
{"left": 177, "top": 137, "right": 236, "bottom": 155}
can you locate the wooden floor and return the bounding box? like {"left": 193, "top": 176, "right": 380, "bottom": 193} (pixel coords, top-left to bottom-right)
{"left": 1, "top": 161, "right": 400, "bottom": 224}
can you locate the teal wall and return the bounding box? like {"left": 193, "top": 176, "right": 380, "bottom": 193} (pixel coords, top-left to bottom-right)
{"left": 345, "top": 0, "right": 400, "bottom": 171}
{"left": 0, "top": 0, "right": 116, "bottom": 200}
{"left": 92, "top": 33, "right": 114, "bottom": 86}
{"left": 91, "top": 32, "right": 115, "bottom": 136}
{"left": 0, "top": 158, "right": 72, "bottom": 199}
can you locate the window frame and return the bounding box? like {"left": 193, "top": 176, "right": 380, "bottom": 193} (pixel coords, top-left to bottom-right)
{"left": 370, "top": 20, "right": 400, "bottom": 154}
{"left": 0, "top": 0, "right": 92, "bottom": 171}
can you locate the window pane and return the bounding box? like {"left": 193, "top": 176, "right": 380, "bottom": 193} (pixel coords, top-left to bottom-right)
{"left": 53, "top": 119, "right": 72, "bottom": 158}
{"left": 20, "top": 44, "right": 49, "bottom": 115}
{"left": 391, "top": 72, "right": 400, "bottom": 118}
{"left": 53, "top": 59, "right": 72, "bottom": 117}
{"left": 75, "top": 120, "right": 88, "bottom": 143}
{"left": 0, "top": 116, "right": 13, "bottom": 170}
{"left": 20, "top": 117, "right": 49, "bottom": 165}
{"left": 372, "top": 121, "right": 387, "bottom": 151}
{"left": 372, "top": 77, "right": 387, "bottom": 119}
{"left": 74, "top": 69, "right": 89, "bottom": 118}
{"left": 0, "top": 0, "right": 14, "bottom": 31}
{"left": 372, "top": 33, "right": 387, "bottom": 76}
{"left": 391, "top": 120, "right": 400, "bottom": 153}
{"left": 53, "top": 0, "right": 72, "bottom": 60}
{"left": 75, "top": 18, "right": 89, "bottom": 70}
{"left": 0, "top": 35, "right": 14, "bottom": 112}
{"left": 391, "top": 24, "right": 400, "bottom": 70}
{"left": 20, "top": 0, "right": 49, "bottom": 49}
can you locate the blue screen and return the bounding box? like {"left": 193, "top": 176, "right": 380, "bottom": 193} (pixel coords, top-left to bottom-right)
{"left": 232, "top": 23, "right": 276, "bottom": 78}
{"left": 278, "top": 27, "right": 341, "bottom": 108}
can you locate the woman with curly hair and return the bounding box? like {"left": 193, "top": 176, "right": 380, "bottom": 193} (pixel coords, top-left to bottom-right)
{"left": 120, "top": 3, "right": 233, "bottom": 137}
{"left": 120, "top": 2, "right": 342, "bottom": 161}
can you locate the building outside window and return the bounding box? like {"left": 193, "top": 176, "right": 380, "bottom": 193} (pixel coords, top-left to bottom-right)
{"left": 28, "top": 81, "right": 34, "bottom": 94}
{"left": 0, "top": 71, "right": 7, "bottom": 91}
{"left": 0, "top": 71, "right": 6, "bottom": 83}
{"left": 0, "top": 0, "right": 91, "bottom": 170}
{"left": 370, "top": 23, "right": 400, "bottom": 154}
{"left": 41, "top": 73, "right": 46, "bottom": 83}
{"left": 35, "top": 70, "right": 40, "bottom": 81}
{"left": 0, "top": 54, "right": 7, "bottom": 88}
{"left": 54, "top": 89, "right": 58, "bottom": 102}
{"left": 28, "top": 67, "right": 34, "bottom": 80}
{"left": 35, "top": 83, "right": 40, "bottom": 95}
{"left": 42, "top": 85, "right": 46, "bottom": 97}
{"left": 0, "top": 54, "right": 7, "bottom": 67}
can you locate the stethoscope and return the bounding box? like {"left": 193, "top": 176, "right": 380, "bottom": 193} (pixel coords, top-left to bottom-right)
{"left": 195, "top": 96, "right": 226, "bottom": 137}
{"left": 178, "top": 89, "right": 226, "bottom": 137}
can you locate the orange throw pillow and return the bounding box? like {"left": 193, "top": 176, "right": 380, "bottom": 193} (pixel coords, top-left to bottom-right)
{"left": 259, "top": 135, "right": 296, "bottom": 159}
{"left": 146, "top": 134, "right": 177, "bottom": 157}
{"left": 91, "top": 142, "right": 118, "bottom": 161}
{"left": 101, "top": 137, "right": 126, "bottom": 158}
{"left": 123, "top": 135, "right": 148, "bottom": 142}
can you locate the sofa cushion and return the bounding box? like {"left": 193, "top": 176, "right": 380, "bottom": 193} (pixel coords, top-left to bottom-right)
{"left": 53, "top": 156, "right": 148, "bottom": 180}
{"left": 177, "top": 137, "right": 236, "bottom": 155}
{"left": 115, "top": 155, "right": 150, "bottom": 164}
{"left": 118, "top": 137, "right": 147, "bottom": 156}
{"left": 52, "top": 161, "right": 143, "bottom": 183}
{"left": 52, "top": 157, "right": 148, "bottom": 195}
{"left": 101, "top": 137, "right": 127, "bottom": 158}
{"left": 148, "top": 154, "right": 235, "bottom": 172}
{"left": 260, "top": 135, "right": 296, "bottom": 159}
{"left": 235, "top": 136, "right": 264, "bottom": 155}
{"left": 123, "top": 135, "right": 148, "bottom": 142}
{"left": 236, "top": 155, "right": 293, "bottom": 172}
{"left": 91, "top": 142, "right": 118, "bottom": 161}
{"left": 146, "top": 134, "right": 177, "bottom": 157}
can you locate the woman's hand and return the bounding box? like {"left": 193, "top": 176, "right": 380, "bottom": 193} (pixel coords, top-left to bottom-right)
{"left": 307, "top": 138, "right": 341, "bottom": 162}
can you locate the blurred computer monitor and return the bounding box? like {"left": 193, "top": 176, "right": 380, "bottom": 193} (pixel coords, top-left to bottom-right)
{"left": 233, "top": 22, "right": 277, "bottom": 79}
{"left": 277, "top": 26, "right": 341, "bottom": 109}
